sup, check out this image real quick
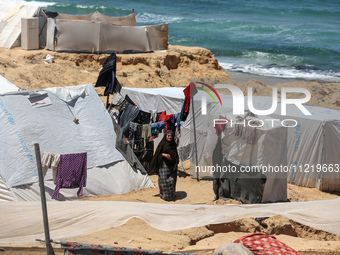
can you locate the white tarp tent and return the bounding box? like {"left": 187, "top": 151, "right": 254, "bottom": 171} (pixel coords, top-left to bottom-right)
{"left": 120, "top": 86, "right": 340, "bottom": 192}
{"left": 0, "top": 84, "right": 153, "bottom": 201}
{"left": 0, "top": 75, "right": 19, "bottom": 94}
{"left": 0, "top": 2, "right": 46, "bottom": 48}
{"left": 271, "top": 104, "right": 340, "bottom": 191}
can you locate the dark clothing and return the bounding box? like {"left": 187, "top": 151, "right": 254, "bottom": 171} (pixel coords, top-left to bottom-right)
{"left": 150, "top": 132, "right": 179, "bottom": 175}
{"left": 134, "top": 110, "right": 151, "bottom": 124}
{"left": 95, "top": 53, "right": 121, "bottom": 96}
{"left": 141, "top": 139, "right": 154, "bottom": 174}
{"left": 150, "top": 131, "right": 179, "bottom": 201}
{"left": 125, "top": 94, "right": 135, "bottom": 106}
{"left": 119, "top": 102, "right": 140, "bottom": 133}
{"left": 111, "top": 115, "right": 147, "bottom": 175}
{"left": 158, "top": 161, "right": 177, "bottom": 201}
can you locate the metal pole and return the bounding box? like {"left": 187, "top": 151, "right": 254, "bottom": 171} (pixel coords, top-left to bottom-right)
{"left": 191, "top": 89, "right": 199, "bottom": 181}
{"left": 106, "top": 94, "right": 110, "bottom": 109}
{"left": 34, "top": 143, "right": 55, "bottom": 255}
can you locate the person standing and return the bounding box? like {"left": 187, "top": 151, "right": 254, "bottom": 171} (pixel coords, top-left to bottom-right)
{"left": 150, "top": 130, "right": 179, "bottom": 201}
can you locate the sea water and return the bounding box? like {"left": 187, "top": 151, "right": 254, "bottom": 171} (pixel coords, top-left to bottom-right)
{"left": 3, "top": 0, "right": 340, "bottom": 82}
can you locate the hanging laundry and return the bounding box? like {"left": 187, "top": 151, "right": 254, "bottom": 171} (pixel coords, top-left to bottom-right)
{"left": 151, "top": 121, "right": 166, "bottom": 135}
{"left": 133, "top": 110, "right": 151, "bottom": 124}
{"left": 158, "top": 114, "right": 172, "bottom": 122}
{"left": 142, "top": 124, "right": 152, "bottom": 138}
{"left": 149, "top": 110, "right": 158, "bottom": 123}
{"left": 125, "top": 94, "right": 136, "bottom": 106}
{"left": 95, "top": 53, "right": 121, "bottom": 96}
{"left": 214, "top": 118, "right": 227, "bottom": 137}
{"left": 128, "top": 122, "right": 144, "bottom": 153}
{"left": 244, "top": 119, "right": 262, "bottom": 144}
{"left": 234, "top": 116, "right": 244, "bottom": 137}
{"left": 52, "top": 152, "right": 87, "bottom": 199}
{"left": 41, "top": 152, "right": 60, "bottom": 184}
{"left": 140, "top": 137, "right": 155, "bottom": 174}
{"left": 174, "top": 127, "right": 181, "bottom": 146}
{"left": 166, "top": 115, "right": 176, "bottom": 133}
{"left": 174, "top": 113, "right": 181, "bottom": 132}
{"left": 111, "top": 92, "right": 125, "bottom": 107}
{"left": 180, "top": 82, "right": 198, "bottom": 122}
{"left": 119, "top": 101, "right": 140, "bottom": 133}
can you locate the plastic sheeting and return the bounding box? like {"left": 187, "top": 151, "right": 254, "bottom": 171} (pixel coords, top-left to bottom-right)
{"left": 0, "top": 75, "right": 19, "bottom": 94}
{"left": 0, "top": 198, "right": 339, "bottom": 245}
{"left": 46, "top": 18, "right": 168, "bottom": 53}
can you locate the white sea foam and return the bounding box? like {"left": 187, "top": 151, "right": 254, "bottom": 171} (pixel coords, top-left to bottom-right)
{"left": 136, "top": 12, "right": 183, "bottom": 24}
{"left": 219, "top": 61, "right": 340, "bottom": 83}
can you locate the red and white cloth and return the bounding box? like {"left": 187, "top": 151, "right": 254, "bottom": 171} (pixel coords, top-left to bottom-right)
{"left": 234, "top": 233, "right": 303, "bottom": 255}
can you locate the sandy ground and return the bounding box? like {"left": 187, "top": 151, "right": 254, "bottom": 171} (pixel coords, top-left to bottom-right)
{"left": 1, "top": 46, "right": 340, "bottom": 254}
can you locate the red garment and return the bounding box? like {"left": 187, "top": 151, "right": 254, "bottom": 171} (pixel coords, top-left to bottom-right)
{"left": 214, "top": 118, "right": 227, "bottom": 137}
{"left": 180, "top": 83, "right": 198, "bottom": 121}
{"left": 234, "top": 233, "right": 303, "bottom": 255}
{"left": 158, "top": 114, "right": 173, "bottom": 122}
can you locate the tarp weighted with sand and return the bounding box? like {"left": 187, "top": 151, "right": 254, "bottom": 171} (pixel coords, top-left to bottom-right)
{"left": 0, "top": 198, "right": 339, "bottom": 245}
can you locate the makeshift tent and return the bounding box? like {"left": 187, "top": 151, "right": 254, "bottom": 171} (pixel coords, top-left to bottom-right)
{"left": 43, "top": 7, "right": 167, "bottom": 53}
{"left": 0, "top": 2, "right": 47, "bottom": 48}
{"left": 45, "top": 18, "right": 168, "bottom": 53}
{"left": 120, "top": 86, "right": 340, "bottom": 192}
{"left": 120, "top": 87, "right": 288, "bottom": 202}
{"left": 0, "top": 84, "right": 153, "bottom": 202}
{"left": 271, "top": 104, "right": 340, "bottom": 191}
{"left": 0, "top": 75, "right": 19, "bottom": 94}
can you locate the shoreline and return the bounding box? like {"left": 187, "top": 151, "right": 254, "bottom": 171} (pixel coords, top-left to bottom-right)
{"left": 226, "top": 70, "right": 306, "bottom": 86}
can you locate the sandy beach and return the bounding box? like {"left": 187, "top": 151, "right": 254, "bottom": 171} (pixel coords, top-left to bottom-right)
{"left": 1, "top": 45, "right": 340, "bottom": 255}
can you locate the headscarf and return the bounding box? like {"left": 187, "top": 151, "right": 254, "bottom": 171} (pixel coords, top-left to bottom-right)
{"left": 149, "top": 130, "right": 179, "bottom": 174}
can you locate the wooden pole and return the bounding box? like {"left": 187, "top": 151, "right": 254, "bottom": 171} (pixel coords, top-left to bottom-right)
{"left": 34, "top": 143, "right": 55, "bottom": 255}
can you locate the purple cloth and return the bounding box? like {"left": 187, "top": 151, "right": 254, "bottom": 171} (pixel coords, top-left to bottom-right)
{"left": 52, "top": 152, "right": 87, "bottom": 199}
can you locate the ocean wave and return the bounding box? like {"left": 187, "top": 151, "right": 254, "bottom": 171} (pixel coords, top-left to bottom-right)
{"left": 136, "top": 12, "right": 183, "bottom": 24}
{"left": 242, "top": 51, "right": 304, "bottom": 65}
{"left": 219, "top": 62, "right": 340, "bottom": 83}
{"left": 0, "top": 0, "right": 55, "bottom": 7}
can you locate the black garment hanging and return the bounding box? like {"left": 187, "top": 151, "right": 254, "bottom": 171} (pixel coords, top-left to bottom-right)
{"left": 95, "top": 53, "right": 122, "bottom": 96}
